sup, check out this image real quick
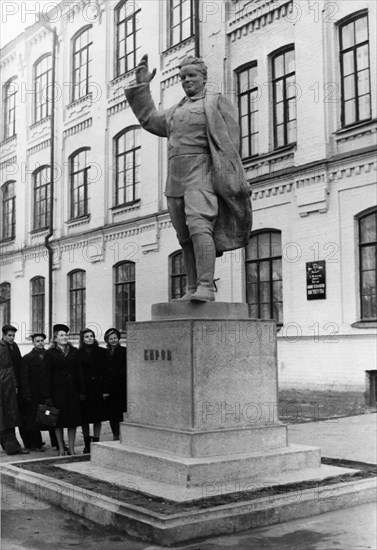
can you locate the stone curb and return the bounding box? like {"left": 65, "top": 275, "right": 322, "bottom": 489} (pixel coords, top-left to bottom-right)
{"left": 1, "top": 460, "right": 376, "bottom": 545}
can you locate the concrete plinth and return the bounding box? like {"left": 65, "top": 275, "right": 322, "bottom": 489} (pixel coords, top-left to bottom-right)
{"left": 91, "top": 304, "right": 321, "bottom": 488}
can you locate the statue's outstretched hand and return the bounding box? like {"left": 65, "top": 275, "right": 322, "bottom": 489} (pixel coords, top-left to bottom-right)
{"left": 135, "top": 54, "right": 156, "bottom": 84}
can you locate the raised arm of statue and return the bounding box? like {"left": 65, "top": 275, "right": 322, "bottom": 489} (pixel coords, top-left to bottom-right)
{"left": 135, "top": 54, "right": 156, "bottom": 85}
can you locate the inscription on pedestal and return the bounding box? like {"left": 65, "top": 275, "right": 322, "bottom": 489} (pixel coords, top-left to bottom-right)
{"left": 144, "top": 349, "right": 172, "bottom": 360}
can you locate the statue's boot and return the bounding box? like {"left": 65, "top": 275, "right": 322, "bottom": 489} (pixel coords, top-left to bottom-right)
{"left": 190, "top": 233, "right": 216, "bottom": 302}
{"left": 173, "top": 241, "right": 197, "bottom": 301}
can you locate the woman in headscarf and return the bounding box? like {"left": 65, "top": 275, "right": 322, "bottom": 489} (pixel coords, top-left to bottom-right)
{"left": 44, "top": 324, "right": 85, "bottom": 456}
{"left": 104, "top": 328, "right": 127, "bottom": 441}
{"left": 78, "top": 328, "right": 109, "bottom": 453}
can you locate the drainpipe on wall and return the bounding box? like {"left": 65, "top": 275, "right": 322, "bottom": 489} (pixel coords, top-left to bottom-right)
{"left": 194, "top": 0, "right": 200, "bottom": 57}
{"left": 39, "top": 20, "right": 57, "bottom": 340}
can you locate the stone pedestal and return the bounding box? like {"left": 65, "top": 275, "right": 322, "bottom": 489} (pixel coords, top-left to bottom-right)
{"left": 91, "top": 303, "right": 320, "bottom": 488}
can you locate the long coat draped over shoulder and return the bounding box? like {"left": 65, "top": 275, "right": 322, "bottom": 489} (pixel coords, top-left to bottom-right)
{"left": 0, "top": 340, "right": 21, "bottom": 430}
{"left": 124, "top": 84, "right": 252, "bottom": 253}
{"left": 44, "top": 345, "right": 85, "bottom": 428}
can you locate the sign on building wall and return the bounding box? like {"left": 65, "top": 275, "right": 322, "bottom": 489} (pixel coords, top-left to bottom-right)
{"left": 306, "top": 261, "right": 326, "bottom": 300}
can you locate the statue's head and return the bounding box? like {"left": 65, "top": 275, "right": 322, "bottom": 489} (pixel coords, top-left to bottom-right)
{"left": 179, "top": 56, "right": 208, "bottom": 97}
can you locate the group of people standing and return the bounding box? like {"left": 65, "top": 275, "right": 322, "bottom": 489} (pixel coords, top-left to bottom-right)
{"left": 0, "top": 323, "right": 127, "bottom": 456}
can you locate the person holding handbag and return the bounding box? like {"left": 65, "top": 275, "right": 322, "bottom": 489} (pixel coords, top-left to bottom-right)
{"left": 44, "top": 324, "right": 85, "bottom": 456}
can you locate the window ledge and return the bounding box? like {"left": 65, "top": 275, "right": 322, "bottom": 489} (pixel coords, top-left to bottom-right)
{"left": 111, "top": 200, "right": 140, "bottom": 212}
{"left": 0, "top": 135, "right": 17, "bottom": 147}
{"left": 334, "top": 118, "right": 376, "bottom": 136}
{"left": 351, "top": 321, "right": 377, "bottom": 329}
{"left": 30, "top": 227, "right": 49, "bottom": 235}
{"left": 162, "top": 35, "right": 195, "bottom": 57}
{"left": 0, "top": 237, "right": 15, "bottom": 245}
{"left": 66, "top": 214, "right": 91, "bottom": 227}
{"left": 110, "top": 69, "right": 137, "bottom": 87}
{"left": 30, "top": 117, "right": 50, "bottom": 130}
{"left": 67, "top": 93, "right": 93, "bottom": 109}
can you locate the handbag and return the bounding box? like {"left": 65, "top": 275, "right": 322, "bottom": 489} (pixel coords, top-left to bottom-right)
{"left": 36, "top": 404, "right": 60, "bottom": 427}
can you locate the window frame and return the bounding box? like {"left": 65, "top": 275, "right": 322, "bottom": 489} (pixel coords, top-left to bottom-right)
{"left": 2, "top": 181, "right": 16, "bottom": 240}
{"left": 0, "top": 282, "right": 11, "bottom": 325}
{"left": 236, "top": 62, "right": 259, "bottom": 159}
{"left": 69, "top": 148, "right": 90, "bottom": 220}
{"left": 71, "top": 25, "right": 93, "bottom": 102}
{"left": 358, "top": 209, "right": 377, "bottom": 321}
{"left": 245, "top": 229, "right": 283, "bottom": 325}
{"left": 114, "top": 126, "right": 141, "bottom": 206}
{"left": 33, "top": 165, "right": 51, "bottom": 230}
{"left": 68, "top": 270, "right": 86, "bottom": 334}
{"left": 115, "top": 0, "right": 141, "bottom": 77}
{"left": 34, "top": 54, "right": 52, "bottom": 123}
{"left": 271, "top": 46, "right": 297, "bottom": 150}
{"left": 339, "top": 11, "right": 371, "bottom": 128}
{"left": 114, "top": 261, "right": 136, "bottom": 331}
{"left": 169, "top": 250, "right": 187, "bottom": 300}
{"left": 168, "top": 0, "right": 195, "bottom": 48}
{"left": 3, "top": 78, "right": 17, "bottom": 140}
{"left": 31, "top": 276, "right": 45, "bottom": 333}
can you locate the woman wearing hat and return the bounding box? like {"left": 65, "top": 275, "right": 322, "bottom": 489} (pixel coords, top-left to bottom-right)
{"left": 104, "top": 328, "right": 127, "bottom": 441}
{"left": 78, "top": 328, "right": 110, "bottom": 453}
{"left": 44, "top": 324, "right": 85, "bottom": 455}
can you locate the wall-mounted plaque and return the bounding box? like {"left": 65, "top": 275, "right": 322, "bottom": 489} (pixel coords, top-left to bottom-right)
{"left": 306, "top": 260, "right": 326, "bottom": 300}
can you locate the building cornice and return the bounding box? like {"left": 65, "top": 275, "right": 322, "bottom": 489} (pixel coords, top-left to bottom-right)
{"left": 227, "top": 0, "right": 293, "bottom": 41}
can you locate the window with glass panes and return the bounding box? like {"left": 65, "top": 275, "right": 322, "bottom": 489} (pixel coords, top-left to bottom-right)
{"left": 237, "top": 63, "right": 259, "bottom": 159}
{"left": 34, "top": 55, "right": 52, "bottom": 122}
{"left": 272, "top": 48, "right": 296, "bottom": 149}
{"left": 115, "top": 128, "right": 140, "bottom": 205}
{"left": 170, "top": 250, "right": 186, "bottom": 300}
{"left": 339, "top": 13, "right": 371, "bottom": 127}
{"left": 170, "top": 0, "right": 194, "bottom": 47}
{"left": 4, "top": 79, "right": 17, "bottom": 139}
{"left": 0, "top": 283, "right": 11, "bottom": 325}
{"left": 115, "top": 0, "right": 141, "bottom": 77}
{"left": 359, "top": 210, "right": 377, "bottom": 320}
{"left": 72, "top": 26, "right": 92, "bottom": 101}
{"left": 115, "top": 262, "right": 135, "bottom": 330}
{"left": 33, "top": 166, "right": 51, "bottom": 230}
{"left": 246, "top": 231, "right": 283, "bottom": 324}
{"left": 2, "top": 181, "right": 16, "bottom": 240}
{"left": 31, "top": 277, "right": 45, "bottom": 333}
{"left": 69, "top": 270, "right": 86, "bottom": 333}
{"left": 70, "top": 149, "right": 90, "bottom": 219}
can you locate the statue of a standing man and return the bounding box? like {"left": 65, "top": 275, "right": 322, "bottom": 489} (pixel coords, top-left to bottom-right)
{"left": 125, "top": 54, "right": 252, "bottom": 302}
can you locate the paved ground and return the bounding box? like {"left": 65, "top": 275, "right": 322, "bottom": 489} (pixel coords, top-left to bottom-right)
{"left": 1, "top": 414, "right": 376, "bottom": 549}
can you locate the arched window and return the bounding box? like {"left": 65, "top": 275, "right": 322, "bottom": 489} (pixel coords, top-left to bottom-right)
{"left": 114, "top": 261, "right": 135, "bottom": 330}
{"left": 236, "top": 62, "right": 259, "bottom": 159}
{"left": 72, "top": 26, "right": 92, "bottom": 101}
{"left": 339, "top": 11, "right": 371, "bottom": 127}
{"left": 68, "top": 270, "right": 86, "bottom": 333}
{"left": 358, "top": 209, "right": 377, "bottom": 320}
{"left": 115, "top": 0, "right": 141, "bottom": 77}
{"left": 69, "top": 148, "right": 90, "bottom": 219}
{"left": 170, "top": 250, "right": 186, "bottom": 300}
{"left": 33, "top": 166, "right": 51, "bottom": 230}
{"left": 31, "top": 277, "right": 45, "bottom": 333}
{"left": 245, "top": 230, "right": 283, "bottom": 324}
{"left": 2, "top": 181, "right": 16, "bottom": 240}
{"left": 270, "top": 46, "right": 296, "bottom": 149}
{"left": 3, "top": 77, "right": 17, "bottom": 139}
{"left": 114, "top": 127, "right": 141, "bottom": 205}
{"left": 0, "top": 282, "right": 11, "bottom": 326}
{"left": 34, "top": 54, "right": 52, "bottom": 122}
{"left": 169, "top": 0, "right": 195, "bottom": 47}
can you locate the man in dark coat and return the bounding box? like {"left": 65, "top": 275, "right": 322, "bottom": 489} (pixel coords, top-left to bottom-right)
{"left": 104, "top": 328, "right": 127, "bottom": 441}
{"left": 19, "top": 332, "right": 48, "bottom": 451}
{"left": 125, "top": 54, "right": 252, "bottom": 302}
{"left": 0, "top": 325, "right": 29, "bottom": 455}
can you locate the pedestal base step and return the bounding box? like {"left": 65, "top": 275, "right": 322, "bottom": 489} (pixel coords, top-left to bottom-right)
{"left": 91, "top": 441, "right": 321, "bottom": 487}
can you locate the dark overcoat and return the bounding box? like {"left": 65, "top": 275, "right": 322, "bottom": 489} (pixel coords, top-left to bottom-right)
{"left": 105, "top": 345, "right": 127, "bottom": 421}
{"left": 79, "top": 346, "right": 110, "bottom": 423}
{"left": 124, "top": 84, "right": 252, "bottom": 253}
{"left": 44, "top": 345, "right": 85, "bottom": 428}
{"left": 0, "top": 339, "right": 21, "bottom": 430}
{"left": 19, "top": 348, "right": 47, "bottom": 431}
